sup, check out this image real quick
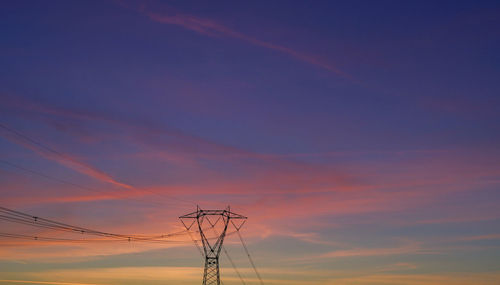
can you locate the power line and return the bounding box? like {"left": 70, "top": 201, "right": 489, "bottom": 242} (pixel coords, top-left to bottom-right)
{"left": 0, "top": 159, "right": 99, "bottom": 192}
{"left": 0, "top": 159, "right": 166, "bottom": 207}
{"left": 180, "top": 206, "right": 248, "bottom": 285}
{"left": 0, "top": 232, "right": 194, "bottom": 244}
{"left": 0, "top": 231, "right": 231, "bottom": 245}
{"left": 233, "top": 224, "right": 264, "bottom": 285}
{"left": 0, "top": 123, "right": 65, "bottom": 157}
{"left": 208, "top": 222, "right": 246, "bottom": 285}
{"left": 1, "top": 203, "right": 259, "bottom": 284}
{"left": 182, "top": 219, "right": 206, "bottom": 257}
{"left": 0, "top": 123, "right": 195, "bottom": 207}
{"left": 222, "top": 245, "right": 246, "bottom": 284}
{"left": 0, "top": 206, "right": 237, "bottom": 245}
{"left": 0, "top": 206, "right": 188, "bottom": 242}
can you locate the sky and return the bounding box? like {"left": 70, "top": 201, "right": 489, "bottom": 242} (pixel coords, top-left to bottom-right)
{"left": 0, "top": 0, "right": 499, "bottom": 284}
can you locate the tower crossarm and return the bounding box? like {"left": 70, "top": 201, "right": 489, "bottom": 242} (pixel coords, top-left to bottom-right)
{"left": 179, "top": 206, "right": 247, "bottom": 285}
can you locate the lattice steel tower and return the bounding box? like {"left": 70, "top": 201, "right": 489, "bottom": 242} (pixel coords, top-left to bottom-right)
{"left": 180, "top": 206, "right": 247, "bottom": 285}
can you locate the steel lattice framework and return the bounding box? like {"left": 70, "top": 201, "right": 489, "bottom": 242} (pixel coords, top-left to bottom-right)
{"left": 180, "top": 206, "right": 247, "bottom": 285}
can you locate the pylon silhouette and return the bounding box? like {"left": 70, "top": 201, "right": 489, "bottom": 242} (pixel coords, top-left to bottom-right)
{"left": 180, "top": 206, "right": 247, "bottom": 285}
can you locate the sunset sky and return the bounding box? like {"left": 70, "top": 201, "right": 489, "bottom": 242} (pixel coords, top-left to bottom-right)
{"left": 1, "top": 1, "right": 500, "bottom": 284}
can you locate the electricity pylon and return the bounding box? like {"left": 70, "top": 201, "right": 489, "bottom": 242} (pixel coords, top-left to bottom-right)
{"left": 180, "top": 206, "right": 247, "bottom": 285}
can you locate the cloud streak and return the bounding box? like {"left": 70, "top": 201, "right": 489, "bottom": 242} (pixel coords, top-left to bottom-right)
{"left": 0, "top": 93, "right": 356, "bottom": 194}
{"left": 123, "top": 2, "right": 350, "bottom": 77}
{"left": 0, "top": 123, "right": 133, "bottom": 190}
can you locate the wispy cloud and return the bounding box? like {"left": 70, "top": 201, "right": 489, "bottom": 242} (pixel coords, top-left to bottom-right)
{"left": 121, "top": 1, "right": 350, "bottom": 78}
{"left": 319, "top": 243, "right": 430, "bottom": 258}
{"left": 0, "top": 125, "right": 132, "bottom": 190}
{"left": 1, "top": 93, "right": 355, "bottom": 194}
{"left": 2, "top": 191, "right": 131, "bottom": 206}
{"left": 459, "top": 233, "right": 500, "bottom": 241}
{"left": 286, "top": 240, "right": 438, "bottom": 264}
{"left": 3, "top": 93, "right": 500, "bottom": 255}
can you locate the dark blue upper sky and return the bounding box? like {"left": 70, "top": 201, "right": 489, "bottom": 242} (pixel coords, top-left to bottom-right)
{"left": 2, "top": 0, "right": 499, "bottom": 155}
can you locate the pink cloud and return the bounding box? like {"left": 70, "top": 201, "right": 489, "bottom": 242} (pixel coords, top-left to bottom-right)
{"left": 0, "top": 127, "right": 132, "bottom": 190}
{"left": 148, "top": 11, "right": 347, "bottom": 76}
{"left": 2, "top": 93, "right": 500, "bottom": 247}
{"left": 2, "top": 191, "right": 135, "bottom": 206}
{"left": 119, "top": 1, "right": 351, "bottom": 78}
{"left": 1, "top": 93, "right": 357, "bottom": 194}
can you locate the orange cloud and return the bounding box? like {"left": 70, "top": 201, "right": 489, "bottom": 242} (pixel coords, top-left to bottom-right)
{"left": 3, "top": 192, "right": 129, "bottom": 206}
{"left": 0, "top": 280, "right": 103, "bottom": 285}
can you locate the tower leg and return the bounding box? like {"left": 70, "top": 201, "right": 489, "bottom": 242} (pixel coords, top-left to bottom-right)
{"left": 203, "top": 257, "right": 220, "bottom": 285}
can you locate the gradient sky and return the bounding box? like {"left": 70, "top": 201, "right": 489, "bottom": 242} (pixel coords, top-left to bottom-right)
{"left": 1, "top": 1, "right": 500, "bottom": 284}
